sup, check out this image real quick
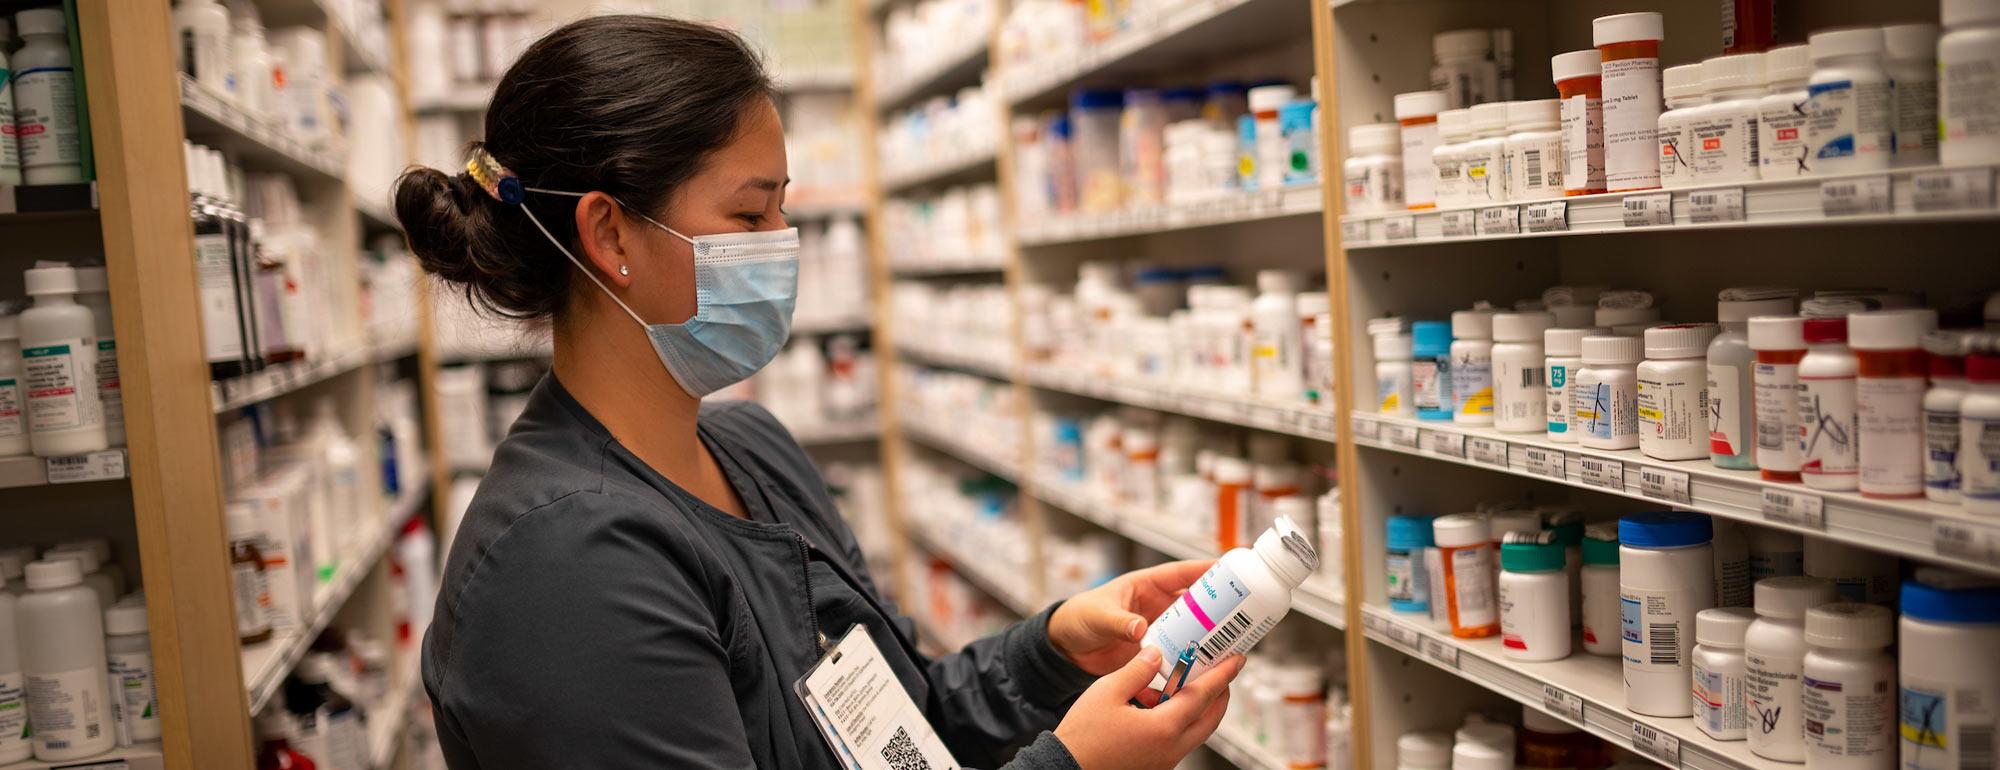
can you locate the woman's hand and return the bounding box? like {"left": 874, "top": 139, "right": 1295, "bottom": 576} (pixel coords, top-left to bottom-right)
{"left": 1049, "top": 560, "right": 1212, "bottom": 675}
{"left": 1054, "top": 646, "right": 1244, "bottom": 770}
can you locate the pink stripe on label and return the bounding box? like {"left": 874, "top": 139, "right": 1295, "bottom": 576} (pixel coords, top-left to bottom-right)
{"left": 1182, "top": 591, "right": 1216, "bottom": 632}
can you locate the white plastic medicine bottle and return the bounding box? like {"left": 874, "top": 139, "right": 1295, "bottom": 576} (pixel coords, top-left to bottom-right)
{"left": 1940, "top": 0, "right": 2000, "bottom": 166}
{"left": 1451, "top": 308, "right": 1497, "bottom": 425}
{"left": 1639, "top": 324, "right": 1720, "bottom": 461}
{"left": 1492, "top": 311, "right": 1553, "bottom": 434}
{"left": 0, "top": 43, "right": 18, "bottom": 186}
{"left": 1575, "top": 335, "right": 1642, "bottom": 450}
{"left": 18, "top": 559, "right": 111, "bottom": 761}
{"left": 1498, "top": 533, "right": 1570, "bottom": 661}
{"left": 1759, "top": 45, "right": 1815, "bottom": 179}
{"left": 104, "top": 602, "right": 159, "bottom": 745}
{"left": 1394, "top": 91, "right": 1448, "bottom": 209}
{"left": 1251, "top": 270, "right": 1305, "bottom": 401}
{"left": 1463, "top": 103, "right": 1513, "bottom": 205}
{"left": 1551, "top": 49, "right": 1607, "bottom": 195}
{"left": 1806, "top": 28, "right": 1893, "bottom": 175}
{"left": 1922, "top": 332, "right": 1969, "bottom": 504}
{"left": 1594, "top": 12, "right": 1667, "bottom": 191}
{"left": 1344, "top": 123, "right": 1404, "bottom": 215}
{"left": 1503, "top": 100, "right": 1563, "bottom": 200}
{"left": 1883, "top": 24, "right": 1940, "bottom": 166}
{"left": 1658, "top": 64, "right": 1709, "bottom": 189}
{"left": 1398, "top": 731, "right": 1453, "bottom": 770}
{"left": 0, "top": 568, "right": 27, "bottom": 764}
{"left": 1545, "top": 326, "right": 1606, "bottom": 443}
{"left": 1746, "top": 575, "right": 1837, "bottom": 763}
{"left": 1751, "top": 316, "right": 1809, "bottom": 481}
{"left": 1432, "top": 29, "right": 1499, "bottom": 109}
{"left": 0, "top": 314, "right": 27, "bottom": 458}
{"left": 1580, "top": 523, "right": 1621, "bottom": 657}
{"left": 1801, "top": 603, "right": 1896, "bottom": 770}
{"left": 1142, "top": 516, "right": 1317, "bottom": 694}
{"left": 12, "top": 9, "right": 80, "bottom": 185}
{"left": 1963, "top": 352, "right": 2000, "bottom": 514}
{"left": 72, "top": 267, "right": 122, "bottom": 448}
{"left": 1799, "top": 316, "right": 1860, "bottom": 491}
{"left": 1897, "top": 571, "right": 2000, "bottom": 770}
{"left": 1376, "top": 332, "right": 1415, "bottom": 417}
{"left": 1688, "top": 53, "right": 1766, "bottom": 184}
{"left": 1431, "top": 108, "right": 1473, "bottom": 208}
{"left": 1712, "top": 291, "right": 1799, "bottom": 470}
{"left": 1850, "top": 309, "right": 1937, "bottom": 499}
{"left": 1802, "top": 539, "right": 1896, "bottom": 606}
{"left": 1694, "top": 607, "right": 1757, "bottom": 741}
{"left": 1620, "top": 512, "right": 1717, "bottom": 717}
{"left": 19, "top": 265, "right": 107, "bottom": 457}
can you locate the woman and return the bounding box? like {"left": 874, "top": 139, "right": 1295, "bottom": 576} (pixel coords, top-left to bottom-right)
{"left": 395, "top": 15, "right": 1243, "bottom": 770}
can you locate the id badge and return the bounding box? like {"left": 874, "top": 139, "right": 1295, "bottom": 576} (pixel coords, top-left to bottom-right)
{"left": 795, "top": 624, "right": 961, "bottom": 770}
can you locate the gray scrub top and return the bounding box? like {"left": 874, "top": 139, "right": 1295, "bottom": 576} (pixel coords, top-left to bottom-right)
{"left": 422, "top": 375, "right": 1095, "bottom": 769}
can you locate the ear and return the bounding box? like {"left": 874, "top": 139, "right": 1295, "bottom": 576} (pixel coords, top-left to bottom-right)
{"left": 572, "top": 190, "right": 636, "bottom": 289}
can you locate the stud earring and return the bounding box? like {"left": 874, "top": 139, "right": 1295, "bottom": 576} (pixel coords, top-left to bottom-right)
{"left": 619, "top": 265, "right": 629, "bottom": 276}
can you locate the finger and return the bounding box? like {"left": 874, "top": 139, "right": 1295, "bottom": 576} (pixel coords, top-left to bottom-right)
{"left": 1176, "top": 689, "right": 1233, "bottom": 755}
{"left": 1099, "top": 646, "right": 1165, "bottom": 699}
{"left": 1158, "top": 654, "right": 1246, "bottom": 722}
{"left": 1127, "top": 686, "right": 1167, "bottom": 709}
{"left": 1077, "top": 605, "right": 1149, "bottom": 645}
{"left": 1133, "top": 560, "right": 1213, "bottom": 594}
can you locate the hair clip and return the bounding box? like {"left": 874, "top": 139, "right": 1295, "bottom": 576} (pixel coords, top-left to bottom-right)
{"left": 465, "top": 148, "right": 526, "bottom": 205}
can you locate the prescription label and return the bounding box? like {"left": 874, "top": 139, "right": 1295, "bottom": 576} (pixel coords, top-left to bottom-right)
{"left": 1761, "top": 488, "right": 1826, "bottom": 530}
{"left": 1525, "top": 201, "right": 1568, "bottom": 232}
{"left": 1576, "top": 456, "right": 1624, "bottom": 491}
{"left": 1441, "top": 209, "right": 1477, "bottom": 237}
{"left": 1639, "top": 466, "right": 1691, "bottom": 504}
{"left": 1384, "top": 215, "right": 1417, "bottom": 240}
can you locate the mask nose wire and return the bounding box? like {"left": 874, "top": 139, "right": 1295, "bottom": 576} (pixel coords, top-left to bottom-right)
{"left": 514, "top": 187, "right": 697, "bottom": 329}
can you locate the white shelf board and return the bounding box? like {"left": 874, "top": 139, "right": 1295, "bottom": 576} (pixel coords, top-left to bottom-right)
{"left": 791, "top": 313, "right": 873, "bottom": 336}
{"left": 1207, "top": 725, "right": 1287, "bottom": 770}
{"left": 0, "top": 743, "right": 167, "bottom": 770}
{"left": 881, "top": 144, "right": 999, "bottom": 194}
{"left": 213, "top": 342, "right": 394, "bottom": 414}
{"left": 180, "top": 75, "right": 345, "bottom": 184}
{"left": 0, "top": 449, "right": 129, "bottom": 489}
{"left": 901, "top": 420, "right": 1022, "bottom": 482}
{"left": 1338, "top": 164, "right": 1999, "bottom": 248}
{"left": 789, "top": 419, "right": 882, "bottom": 446}
{"left": 1348, "top": 412, "right": 2000, "bottom": 576}
{"left": 873, "top": 38, "right": 989, "bottom": 112}
{"left": 367, "top": 652, "right": 423, "bottom": 769}
{"left": 889, "top": 257, "right": 1008, "bottom": 277}
{"left": 908, "top": 524, "right": 1043, "bottom": 615}
{"left": 1025, "top": 365, "right": 1338, "bottom": 443}
{"left": 1018, "top": 184, "right": 1323, "bottom": 246}
{"left": 896, "top": 342, "right": 1015, "bottom": 382}
{"left": 243, "top": 480, "right": 429, "bottom": 714}
{"left": 1001, "top": 0, "right": 1304, "bottom": 110}
{"left": 1362, "top": 604, "right": 1768, "bottom": 770}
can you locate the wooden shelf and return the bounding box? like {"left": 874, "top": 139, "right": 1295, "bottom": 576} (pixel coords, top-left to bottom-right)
{"left": 179, "top": 75, "right": 345, "bottom": 184}
{"left": 1025, "top": 365, "right": 1338, "bottom": 443}
{"left": 881, "top": 143, "right": 999, "bottom": 194}
{"left": 1017, "top": 185, "right": 1323, "bottom": 246}
{"left": 896, "top": 342, "right": 1014, "bottom": 381}
{"left": 1000, "top": 0, "right": 1307, "bottom": 111}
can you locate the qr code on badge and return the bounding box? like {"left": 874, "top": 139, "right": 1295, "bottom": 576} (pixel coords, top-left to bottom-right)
{"left": 881, "top": 726, "right": 932, "bottom": 770}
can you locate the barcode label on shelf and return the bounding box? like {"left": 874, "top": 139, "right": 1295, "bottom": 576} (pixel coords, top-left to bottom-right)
{"left": 1351, "top": 416, "right": 1381, "bottom": 440}
{"left": 1911, "top": 168, "right": 1996, "bottom": 212}
{"left": 1513, "top": 445, "right": 1567, "bottom": 479}
{"left": 1468, "top": 437, "right": 1509, "bottom": 467}
{"left": 1385, "top": 216, "right": 1417, "bottom": 240}
{"left": 1387, "top": 423, "right": 1422, "bottom": 449}
{"left": 1342, "top": 218, "right": 1369, "bottom": 242}
{"left": 1421, "top": 636, "right": 1460, "bottom": 668}
{"left": 1426, "top": 429, "right": 1466, "bottom": 458}
{"left": 1934, "top": 520, "right": 2000, "bottom": 562}
{"left": 45, "top": 449, "right": 127, "bottom": 484}
{"left": 1477, "top": 206, "right": 1521, "bottom": 235}
{"left": 1389, "top": 622, "right": 1423, "bottom": 651}
{"left": 1542, "top": 685, "right": 1585, "bottom": 722}
{"left": 1761, "top": 488, "right": 1827, "bottom": 529}
{"left": 1525, "top": 201, "right": 1569, "bottom": 232}
{"left": 1688, "top": 187, "right": 1746, "bottom": 223}
{"left": 1639, "top": 467, "right": 1691, "bottom": 504}
{"left": 1441, "top": 210, "right": 1477, "bottom": 237}
{"left": 1631, "top": 721, "right": 1681, "bottom": 766}
{"left": 1821, "top": 175, "right": 1892, "bottom": 216}
{"left": 1576, "top": 456, "right": 1623, "bottom": 491}
{"left": 1623, "top": 193, "right": 1673, "bottom": 226}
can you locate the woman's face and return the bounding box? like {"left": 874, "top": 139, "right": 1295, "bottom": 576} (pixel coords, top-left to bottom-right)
{"left": 633, "top": 95, "right": 790, "bottom": 325}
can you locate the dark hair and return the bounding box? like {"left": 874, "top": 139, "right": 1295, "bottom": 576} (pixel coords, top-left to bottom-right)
{"left": 395, "top": 15, "right": 773, "bottom": 320}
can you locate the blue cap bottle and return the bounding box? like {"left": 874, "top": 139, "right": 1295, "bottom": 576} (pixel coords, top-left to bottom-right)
{"left": 1412, "top": 321, "right": 1454, "bottom": 421}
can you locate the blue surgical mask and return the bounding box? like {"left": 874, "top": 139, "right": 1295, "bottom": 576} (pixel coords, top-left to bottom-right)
{"left": 517, "top": 192, "right": 800, "bottom": 397}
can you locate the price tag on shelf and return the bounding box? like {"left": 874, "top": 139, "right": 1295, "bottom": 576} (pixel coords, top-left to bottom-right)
{"left": 1304, "top": 412, "right": 1335, "bottom": 437}
{"left": 1425, "top": 429, "right": 1466, "bottom": 458}
{"left": 1761, "top": 488, "right": 1827, "bottom": 530}
{"left": 1575, "top": 456, "right": 1624, "bottom": 491}
{"left": 1822, "top": 175, "right": 1892, "bottom": 216}
{"left": 1351, "top": 416, "right": 1382, "bottom": 441}
{"left": 1513, "top": 445, "right": 1567, "bottom": 479}
{"left": 1542, "top": 685, "right": 1585, "bottom": 722}
{"left": 1342, "top": 218, "right": 1370, "bottom": 242}
{"left": 1934, "top": 519, "right": 2000, "bottom": 563}
{"left": 1631, "top": 721, "right": 1682, "bottom": 766}
{"left": 1623, "top": 193, "right": 1673, "bottom": 226}
{"left": 1468, "top": 436, "right": 1509, "bottom": 467}
{"left": 1421, "top": 636, "right": 1460, "bottom": 669}
{"left": 1912, "top": 168, "right": 1997, "bottom": 212}
{"left": 1688, "top": 187, "right": 1746, "bottom": 223}
{"left": 1477, "top": 206, "right": 1522, "bottom": 235}
{"left": 1638, "top": 466, "right": 1691, "bottom": 504}
{"left": 1387, "top": 423, "right": 1422, "bottom": 449}
{"left": 45, "top": 449, "right": 127, "bottom": 485}
{"left": 1385, "top": 215, "right": 1417, "bottom": 240}
{"left": 1525, "top": 201, "right": 1569, "bottom": 232}
{"left": 1390, "top": 623, "right": 1423, "bottom": 651}
{"left": 1441, "top": 210, "right": 1477, "bottom": 237}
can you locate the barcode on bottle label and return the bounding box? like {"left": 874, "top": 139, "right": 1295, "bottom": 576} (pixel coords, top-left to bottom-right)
{"left": 1387, "top": 423, "right": 1422, "bottom": 449}
{"left": 1638, "top": 467, "right": 1690, "bottom": 504}
{"left": 45, "top": 449, "right": 128, "bottom": 484}
{"left": 1468, "top": 437, "right": 1509, "bottom": 467}
{"left": 1421, "top": 636, "right": 1460, "bottom": 668}
{"left": 1542, "top": 685, "right": 1585, "bottom": 722}
{"left": 1342, "top": 218, "right": 1370, "bottom": 242}
{"left": 1761, "top": 488, "right": 1826, "bottom": 529}
{"left": 1911, "top": 168, "right": 1997, "bottom": 212}
{"left": 1623, "top": 193, "right": 1673, "bottom": 226}
{"left": 1513, "top": 445, "right": 1567, "bottom": 479}
{"left": 1934, "top": 520, "right": 2000, "bottom": 562}
{"left": 1525, "top": 201, "right": 1568, "bottom": 232}
{"left": 1688, "top": 187, "right": 1746, "bottom": 223}
{"left": 1576, "top": 456, "right": 1623, "bottom": 490}
{"left": 1198, "top": 612, "right": 1254, "bottom": 663}
{"left": 1477, "top": 206, "right": 1521, "bottom": 235}
{"left": 1385, "top": 215, "right": 1417, "bottom": 240}
{"left": 1441, "top": 210, "right": 1477, "bottom": 237}
{"left": 1961, "top": 723, "right": 1993, "bottom": 770}
{"left": 1426, "top": 429, "right": 1466, "bottom": 458}
{"left": 1821, "top": 175, "right": 1892, "bottom": 216}
{"left": 1351, "top": 416, "right": 1381, "bottom": 440}
{"left": 1631, "top": 721, "right": 1681, "bottom": 765}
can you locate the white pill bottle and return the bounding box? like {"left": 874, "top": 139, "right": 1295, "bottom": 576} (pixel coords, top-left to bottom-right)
{"left": 1746, "top": 576, "right": 1838, "bottom": 763}
{"left": 1143, "top": 516, "right": 1318, "bottom": 694}
{"left": 1619, "top": 512, "right": 1717, "bottom": 718}
{"left": 1806, "top": 28, "right": 1893, "bottom": 174}
{"left": 1898, "top": 571, "right": 2000, "bottom": 770}
{"left": 1940, "top": 0, "right": 2000, "bottom": 166}
{"left": 1801, "top": 603, "right": 1896, "bottom": 770}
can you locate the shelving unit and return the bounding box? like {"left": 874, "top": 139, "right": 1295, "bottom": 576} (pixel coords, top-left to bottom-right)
{"left": 1015, "top": 184, "right": 1324, "bottom": 245}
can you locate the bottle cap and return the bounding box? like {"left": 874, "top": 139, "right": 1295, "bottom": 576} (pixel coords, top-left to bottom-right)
{"left": 1368, "top": 317, "right": 1409, "bottom": 336}
{"left": 1663, "top": 64, "right": 1706, "bottom": 102}
{"left": 1901, "top": 574, "right": 2000, "bottom": 623}
{"left": 1271, "top": 496, "right": 1314, "bottom": 524}
{"left": 1452, "top": 308, "right": 1495, "bottom": 340}
{"left": 1804, "top": 603, "right": 1895, "bottom": 649}
{"left": 1493, "top": 311, "right": 1554, "bottom": 343}
{"left": 1551, "top": 49, "right": 1602, "bottom": 83}
{"left": 1644, "top": 323, "right": 1720, "bottom": 359}
{"left": 1549, "top": 305, "right": 1597, "bottom": 328}
{"left": 1762, "top": 44, "right": 1813, "bottom": 84}
{"left": 25, "top": 559, "right": 83, "bottom": 591}
{"left": 1881, "top": 23, "right": 1940, "bottom": 60}
{"left": 23, "top": 265, "right": 78, "bottom": 296}
{"left": 1470, "top": 102, "right": 1511, "bottom": 134}
{"left": 1399, "top": 731, "right": 1455, "bottom": 770}
{"left": 1717, "top": 288, "right": 1798, "bottom": 322}
{"left": 1810, "top": 27, "right": 1886, "bottom": 62}
{"left": 1501, "top": 538, "right": 1565, "bottom": 572}
{"left": 105, "top": 603, "right": 148, "bottom": 636}
{"left": 1581, "top": 335, "right": 1642, "bottom": 365}
{"left": 1249, "top": 85, "right": 1298, "bottom": 114}
{"left": 1593, "top": 11, "right": 1664, "bottom": 46}
{"left": 1523, "top": 707, "right": 1579, "bottom": 735}
{"left": 1581, "top": 523, "right": 1620, "bottom": 565}
{"left": 1071, "top": 88, "right": 1124, "bottom": 110}
{"left": 1507, "top": 99, "right": 1560, "bottom": 130}
{"left": 74, "top": 266, "right": 108, "bottom": 294}
{"left": 1412, "top": 321, "right": 1453, "bottom": 355}
{"left": 1702, "top": 53, "right": 1765, "bottom": 91}
{"left": 1695, "top": 607, "right": 1757, "bottom": 648}
{"left": 45, "top": 547, "right": 99, "bottom": 573}
{"left": 1434, "top": 29, "right": 1493, "bottom": 59}
{"left": 0, "top": 554, "right": 22, "bottom": 581}
{"left": 1754, "top": 575, "right": 1838, "bottom": 619}
{"left": 15, "top": 8, "right": 64, "bottom": 35}
{"left": 1618, "top": 511, "right": 1713, "bottom": 548}
{"left": 1121, "top": 427, "right": 1158, "bottom": 454}
{"left": 1441, "top": 108, "right": 1478, "bottom": 141}
{"left": 1395, "top": 91, "right": 1449, "bottom": 120}
{"left": 1545, "top": 327, "right": 1604, "bottom": 356}
{"left": 1542, "top": 507, "right": 1583, "bottom": 543}
{"left": 1944, "top": 0, "right": 2000, "bottom": 28}
{"left": 1387, "top": 515, "right": 1437, "bottom": 550}
{"left": 1432, "top": 513, "right": 1489, "bottom": 548}
{"left": 1253, "top": 515, "right": 1320, "bottom": 584}
{"left": 1489, "top": 511, "right": 1542, "bottom": 540}
{"left": 1595, "top": 305, "right": 1659, "bottom": 327}
{"left": 1801, "top": 316, "right": 1848, "bottom": 344}
{"left": 1376, "top": 332, "right": 1413, "bottom": 361}
{"left": 1214, "top": 456, "right": 1252, "bottom": 484}
{"left": 1848, "top": 309, "right": 1938, "bottom": 350}
{"left": 1748, "top": 316, "right": 1806, "bottom": 350}
{"left": 1456, "top": 723, "right": 1516, "bottom": 750}
{"left": 1349, "top": 123, "right": 1402, "bottom": 157}
{"left": 1257, "top": 269, "right": 1300, "bottom": 295}
{"left": 1968, "top": 353, "right": 2000, "bottom": 383}
{"left": 1252, "top": 462, "right": 1300, "bottom": 491}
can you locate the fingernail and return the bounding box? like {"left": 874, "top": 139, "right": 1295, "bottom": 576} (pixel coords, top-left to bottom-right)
{"left": 1140, "top": 647, "right": 1161, "bottom": 664}
{"left": 1126, "top": 618, "right": 1145, "bottom": 639}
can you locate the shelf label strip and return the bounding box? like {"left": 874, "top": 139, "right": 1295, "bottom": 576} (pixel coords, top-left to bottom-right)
{"left": 1525, "top": 201, "right": 1568, "bottom": 232}
{"left": 1761, "top": 488, "right": 1826, "bottom": 530}
{"left": 1425, "top": 429, "right": 1466, "bottom": 458}
{"left": 1688, "top": 187, "right": 1746, "bottom": 223}
{"left": 1541, "top": 684, "right": 1585, "bottom": 722}
{"left": 1638, "top": 467, "right": 1691, "bottom": 505}
{"left": 1623, "top": 193, "right": 1672, "bottom": 227}
{"left": 1575, "top": 456, "right": 1623, "bottom": 491}
{"left": 1631, "top": 721, "right": 1681, "bottom": 766}
{"left": 45, "top": 449, "right": 127, "bottom": 484}
{"left": 1441, "top": 210, "right": 1477, "bottom": 238}
{"left": 1468, "top": 436, "right": 1509, "bottom": 468}
{"left": 1512, "top": 445, "right": 1567, "bottom": 479}
{"left": 1912, "top": 168, "right": 1997, "bottom": 212}
{"left": 1476, "top": 206, "right": 1521, "bottom": 235}
{"left": 1821, "top": 175, "right": 1892, "bottom": 216}
{"left": 1385, "top": 215, "right": 1417, "bottom": 241}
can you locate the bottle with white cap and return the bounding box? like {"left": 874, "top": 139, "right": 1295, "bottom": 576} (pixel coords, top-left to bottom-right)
{"left": 1394, "top": 91, "right": 1449, "bottom": 210}
{"left": 1694, "top": 606, "right": 1758, "bottom": 741}
{"left": 0, "top": 313, "right": 27, "bottom": 457}
{"left": 12, "top": 8, "right": 80, "bottom": 184}
{"left": 1941, "top": 0, "right": 2000, "bottom": 165}
{"left": 103, "top": 601, "right": 159, "bottom": 745}
{"left": 0, "top": 554, "right": 24, "bottom": 598}
{"left": 1688, "top": 53, "right": 1766, "bottom": 183}
{"left": 1451, "top": 308, "right": 1497, "bottom": 425}
{"left": 1759, "top": 45, "right": 1815, "bottom": 179}
{"left": 1492, "top": 311, "right": 1554, "bottom": 434}
{"left": 1850, "top": 309, "right": 1939, "bottom": 499}
{"left": 1747, "top": 576, "right": 1839, "bottom": 762}
{"left": 1141, "top": 516, "right": 1318, "bottom": 695}
{"left": 1377, "top": 332, "right": 1415, "bottom": 417}
{"left": 1345, "top": 123, "right": 1405, "bottom": 215}
{"left": 43, "top": 548, "right": 114, "bottom": 611}
{"left": 1580, "top": 523, "right": 1621, "bottom": 656}
{"left": 0, "top": 30, "right": 15, "bottom": 186}
{"left": 1800, "top": 312, "right": 1860, "bottom": 491}
{"left": 1398, "top": 730, "right": 1453, "bottom": 770}
{"left": 1575, "top": 335, "right": 1643, "bottom": 450}
{"left": 1546, "top": 326, "right": 1607, "bottom": 443}
{"left": 1712, "top": 290, "right": 1800, "bottom": 470}
{"left": 18, "top": 558, "right": 112, "bottom": 761}
{"left": 54, "top": 538, "right": 120, "bottom": 595}
{"left": 1922, "top": 332, "right": 1970, "bottom": 503}
{"left": 1435, "top": 514, "right": 1500, "bottom": 638}
{"left": 1657, "top": 63, "right": 1708, "bottom": 189}
{"left": 19, "top": 263, "right": 107, "bottom": 457}
{"left": 1463, "top": 102, "right": 1513, "bottom": 204}
{"left": 1432, "top": 108, "right": 1473, "bottom": 207}
{"left": 1454, "top": 723, "right": 1516, "bottom": 770}
{"left": 1249, "top": 85, "right": 1297, "bottom": 191}
{"left": 1807, "top": 28, "right": 1894, "bottom": 174}
{"left": 1751, "top": 316, "right": 1809, "bottom": 481}
{"left": 1620, "top": 512, "right": 1718, "bottom": 717}
{"left": 72, "top": 267, "right": 122, "bottom": 448}
{"left": 1431, "top": 29, "right": 1499, "bottom": 109}
{"left": 1251, "top": 270, "right": 1304, "bottom": 401}
{"left": 0, "top": 562, "right": 25, "bottom": 763}
{"left": 1965, "top": 352, "right": 2000, "bottom": 514}
{"left": 1593, "top": 12, "right": 1668, "bottom": 191}
{"left": 1638, "top": 324, "right": 1721, "bottom": 461}
{"left": 1801, "top": 603, "right": 1896, "bottom": 770}
{"left": 1551, "top": 49, "right": 1607, "bottom": 196}
{"left": 1499, "top": 531, "right": 1570, "bottom": 661}
{"left": 1504, "top": 99, "right": 1563, "bottom": 199}
{"left": 1883, "top": 24, "right": 1940, "bottom": 166}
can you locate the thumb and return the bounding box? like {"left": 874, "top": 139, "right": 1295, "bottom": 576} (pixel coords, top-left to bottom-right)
{"left": 1081, "top": 609, "right": 1148, "bottom": 644}
{"left": 1099, "top": 646, "right": 1166, "bottom": 698}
